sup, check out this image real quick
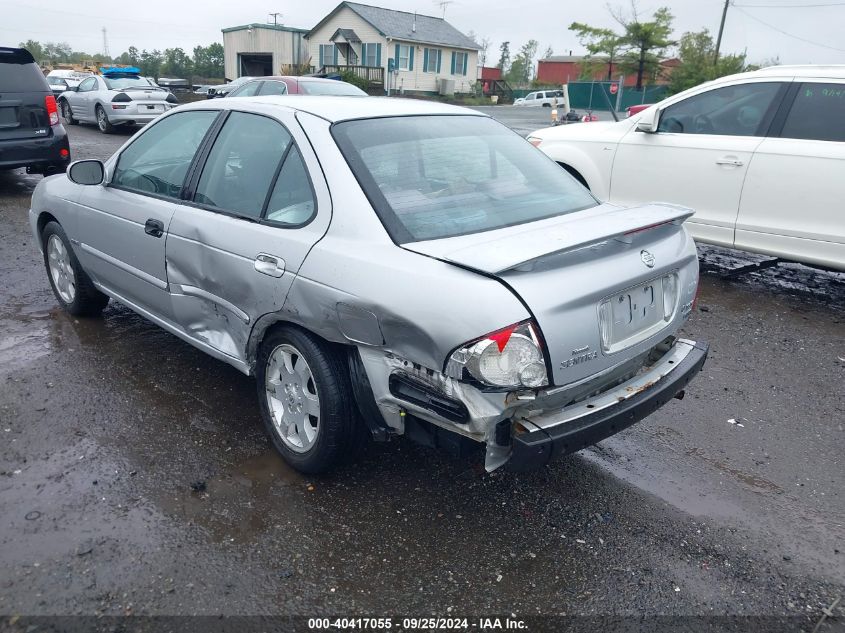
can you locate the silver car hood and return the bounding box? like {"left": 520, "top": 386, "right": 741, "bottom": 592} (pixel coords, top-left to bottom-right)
{"left": 403, "top": 202, "right": 694, "bottom": 274}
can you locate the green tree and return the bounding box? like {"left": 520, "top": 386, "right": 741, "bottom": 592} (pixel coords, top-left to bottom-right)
{"left": 613, "top": 5, "right": 675, "bottom": 90}
{"left": 669, "top": 29, "right": 748, "bottom": 95}
{"left": 18, "top": 40, "right": 44, "bottom": 62}
{"left": 496, "top": 41, "right": 510, "bottom": 73}
{"left": 507, "top": 40, "right": 538, "bottom": 85}
{"left": 139, "top": 49, "right": 163, "bottom": 78}
{"left": 192, "top": 43, "right": 224, "bottom": 78}
{"left": 568, "top": 23, "right": 624, "bottom": 81}
{"left": 161, "top": 48, "right": 192, "bottom": 78}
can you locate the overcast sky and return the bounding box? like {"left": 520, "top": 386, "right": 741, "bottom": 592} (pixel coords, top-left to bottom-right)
{"left": 3, "top": 0, "right": 844, "bottom": 66}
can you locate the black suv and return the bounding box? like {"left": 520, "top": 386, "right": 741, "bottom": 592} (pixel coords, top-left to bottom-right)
{"left": 0, "top": 47, "right": 70, "bottom": 174}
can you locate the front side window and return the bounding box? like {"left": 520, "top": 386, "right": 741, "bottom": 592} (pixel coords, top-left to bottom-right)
{"left": 658, "top": 82, "right": 783, "bottom": 136}
{"left": 259, "top": 81, "right": 289, "bottom": 96}
{"left": 77, "top": 77, "right": 96, "bottom": 92}
{"left": 332, "top": 115, "right": 597, "bottom": 242}
{"left": 112, "top": 110, "right": 218, "bottom": 198}
{"left": 194, "top": 112, "right": 292, "bottom": 219}
{"left": 780, "top": 83, "right": 845, "bottom": 143}
{"left": 398, "top": 45, "right": 411, "bottom": 70}
{"left": 229, "top": 81, "right": 262, "bottom": 97}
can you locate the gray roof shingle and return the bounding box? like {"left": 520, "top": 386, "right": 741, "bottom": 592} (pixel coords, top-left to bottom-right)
{"left": 310, "top": 2, "right": 479, "bottom": 50}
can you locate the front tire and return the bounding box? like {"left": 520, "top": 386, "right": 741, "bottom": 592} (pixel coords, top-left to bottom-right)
{"left": 60, "top": 100, "right": 77, "bottom": 125}
{"left": 42, "top": 221, "right": 109, "bottom": 316}
{"left": 96, "top": 105, "right": 115, "bottom": 134}
{"left": 256, "top": 327, "right": 357, "bottom": 474}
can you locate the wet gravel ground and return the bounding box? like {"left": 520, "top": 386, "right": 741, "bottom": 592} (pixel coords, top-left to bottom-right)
{"left": 0, "top": 124, "right": 843, "bottom": 626}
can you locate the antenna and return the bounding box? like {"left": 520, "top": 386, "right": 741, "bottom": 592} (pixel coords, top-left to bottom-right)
{"left": 268, "top": 12, "right": 283, "bottom": 25}
{"left": 436, "top": 0, "right": 453, "bottom": 18}
{"left": 101, "top": 27, "right": 110, "bottom": 58}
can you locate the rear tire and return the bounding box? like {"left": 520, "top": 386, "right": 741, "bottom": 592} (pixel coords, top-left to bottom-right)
{"left": 60, "top": 99, "right": 77, "bottom": 125}
{"left": 256, "top": 327, "right": 358, "bottom": 474}
{"left": 41, "top": 221, "right": 108, "bottom": 316}
{"left": 96, "top": 105, "right": 115, "bottom": 134}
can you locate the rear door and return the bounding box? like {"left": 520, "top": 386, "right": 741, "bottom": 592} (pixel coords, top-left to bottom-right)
{"left": 166, "top": 107, "right": 331, "bottom": 363}
{"left": 610, "top": 80, "right": 787, "bottom": 247}
{"left": 735, "top": 79, "right": 845, "bottom": 269}
{"left": 74, "top": 109, "right": 220, "bottom": 318}
{"left": 0, "top": 48, "right": 52, "bottom": 143}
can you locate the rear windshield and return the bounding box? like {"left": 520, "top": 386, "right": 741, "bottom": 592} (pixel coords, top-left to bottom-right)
{"left": 300, "top": 80, "right": 367, "bottom": 96}
{"left": 332, "top": 115, "right": 597, "bottom": 242}
{"left": 0, "top": 49, "right": 49, "bottom": 92}
{"left": 103, "top": 75, "right": 158, "bottom": 89}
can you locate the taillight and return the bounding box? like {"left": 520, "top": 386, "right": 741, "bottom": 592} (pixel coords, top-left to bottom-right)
{"left": 527, "top": 136, "right": 542, "bottom": 148}
{"left": 166, "top": 93, "right": 178, "bottom": 104}
{"left": 45, "top": 95, "right": 59, "bottom": 126}
{"left": 111, "top": 92, "right": 132, "bottom": 102}
{"left": 446, "top": 321, "right": 548, "bottom": 389}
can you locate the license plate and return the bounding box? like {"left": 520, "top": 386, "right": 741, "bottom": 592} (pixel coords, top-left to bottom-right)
{"left": 603, "top": 279, "right": 665, "bottom": 350}
{"left": 146, "top": 105, "right": 161, "bottom": 111}
{"left": 0, "top": 106, "right": 19, "bottom": 127}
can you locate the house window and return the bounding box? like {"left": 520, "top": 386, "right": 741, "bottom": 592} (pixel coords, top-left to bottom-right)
{"left": 423, "top": 48, "right": 440, "bottom": 73}
{"left": 319, "top": 44, "right": 337, "bottom": 67}
{"left": 398, "top": 44, "right": 411, "bottom": 70}
{"left": 362, "top": 43, "right": 380, "bottom": 67}
{"left": 451, "top": 51, "right": 468, "bottom": 76}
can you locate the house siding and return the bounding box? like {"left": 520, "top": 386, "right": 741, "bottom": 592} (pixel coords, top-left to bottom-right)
{"left": 307, "top": 6, "right": 478, "bottom": 94}
{"left": 223, "top": 27, "right": 308, "bottom": 80}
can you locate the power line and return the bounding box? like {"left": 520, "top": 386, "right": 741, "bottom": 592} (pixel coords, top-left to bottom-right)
{"left": 734, "top": 1, "right": 845, "bottom": 6}
{"left": 734, "top": 5, "right": 845, "bottom": 52}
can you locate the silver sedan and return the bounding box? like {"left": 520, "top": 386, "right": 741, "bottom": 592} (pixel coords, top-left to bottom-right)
{"left": 57, "top": 72, "right": 177, "bottom": 134}
{"left": 30, "top": 96, "right": 709, "bottom": 473}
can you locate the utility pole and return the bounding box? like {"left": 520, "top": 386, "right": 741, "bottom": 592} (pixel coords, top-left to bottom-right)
{"left": 268, "top": 12, "right": 282, "bottom": 25}
{"left": 714, "top": 0, "right": 730, "bottom": 66}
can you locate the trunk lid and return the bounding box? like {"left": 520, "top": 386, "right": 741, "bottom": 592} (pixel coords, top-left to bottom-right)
{"left": 111, "top": 88, "right": 169, "bottom": 102}
{"left": 404, "top": 203, "right": 699, "bottom": 387}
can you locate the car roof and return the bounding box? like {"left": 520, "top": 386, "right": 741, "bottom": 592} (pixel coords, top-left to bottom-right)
{"left": 721, "top": 64, "right": 845, "bottom": 81}
{"left": 177, "top": 95, "right": 484, "bottom": 123}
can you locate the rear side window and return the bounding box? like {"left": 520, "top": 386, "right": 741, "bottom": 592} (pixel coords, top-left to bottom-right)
{"left": 230, "top": 81, "right": 262, "bottom": 97}
{"left": 259, "top": 81, "right": 288, "bottom": 96}
{"left": 194, "top": 112, "right": 292, "bottom": 219}
{"left": 0, "top": 49, "right": 49, "bottom": 92}
{"left": 780, "top": 83, "right": 845, "bottom": 143}
{"left": 265, "top": 146, "right": 316, "bottom": 226}
{"left": 112, "top": 110, "right": 218, "bottom": 198}
{"left": 658, "top": 82, "right": 782, "bottom": 136}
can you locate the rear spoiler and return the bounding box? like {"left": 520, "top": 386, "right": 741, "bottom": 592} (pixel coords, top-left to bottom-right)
{"left": 405, "top": 203, "right": 694, "bottom": 275}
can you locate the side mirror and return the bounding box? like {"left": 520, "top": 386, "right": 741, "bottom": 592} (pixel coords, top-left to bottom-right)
{"left": 636, "top": 107, "right": 661, "bottom": 133}
{"left": 68, "top": 160, "right": 105, "bottom": 186}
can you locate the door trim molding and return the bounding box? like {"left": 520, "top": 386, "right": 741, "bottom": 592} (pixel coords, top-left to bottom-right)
{"left": 171, "top": 284, "right": 251, "bottom": 324}
{"left": 79, "top": 242, "right": 168, "bottom": 290}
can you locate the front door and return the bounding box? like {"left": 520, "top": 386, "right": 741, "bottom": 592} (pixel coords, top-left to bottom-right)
{"left": 68, "top": 76, "right": 97, "bottom": 121}
{"left": 610, "top": 80, "right": 787, "bottom": 247}
{"left": 166, "top": 108, "right": 331, "bottom": 363}
{"left": 74, "top": 109, "right": 220, "bottom": 318}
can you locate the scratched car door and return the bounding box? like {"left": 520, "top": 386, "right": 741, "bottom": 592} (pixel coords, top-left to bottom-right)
{"left": 165, "top": 108, "right": 331, "bottom": 365}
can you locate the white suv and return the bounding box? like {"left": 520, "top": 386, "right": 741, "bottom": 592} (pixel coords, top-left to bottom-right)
{"left": 514, "top": 90, "right": 564, "bottom": 107}
{"left": 528, "top": 66, "right": 845, "bottom": 271}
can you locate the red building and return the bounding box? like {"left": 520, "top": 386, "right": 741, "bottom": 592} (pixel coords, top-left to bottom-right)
{"left": 480, "top": 66, "right": 502, "bottom": 81}
{"left": 536, "top": 55, "right": 678, "bottom": 86}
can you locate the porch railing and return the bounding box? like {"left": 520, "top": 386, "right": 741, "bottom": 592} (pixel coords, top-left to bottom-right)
{"left": 319, "top": 64, "right": 384, "bottom": 85}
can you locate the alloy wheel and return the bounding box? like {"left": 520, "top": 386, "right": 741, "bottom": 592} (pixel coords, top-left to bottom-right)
{"left": 47, "top": 234, "right": 76, "bottom": 304}
{"left": 265, "top": 343, "right": 321, "bottom": 453}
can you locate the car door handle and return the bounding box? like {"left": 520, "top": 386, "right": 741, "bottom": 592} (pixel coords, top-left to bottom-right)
{"left": 254, "top": 253, "right": 285, "bottom": 278}
{"left": 144, "top": 218, "right": 164, "bottom": 238}
{"left": 715, "top": 157, "right": 744, "bottom": 167}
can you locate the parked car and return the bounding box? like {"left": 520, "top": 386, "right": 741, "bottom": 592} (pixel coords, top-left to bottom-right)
{"left": 46, "top": 76, "right": 71, "bottom": 98}
{"left": 226, "top": 76, "right": 368, "bottom": 97}
{"left": 57, "top": 69, "right": 178, "bottom": 134}
{"left": 626, "top": 103, "right": 653, "bottom": 117}
{"left": 528, "top": 65, "right": 845, "bottom": 271}
{"left": 30, "top": 96, "right": 708, "bottom": 473}
{"left": 46, "top": 69, "right": 93, "bottom": 91}
{"left": 206, "top": 76, "right": 256, "bottom": 98}
{"left": 0, "top": 47, "right": 70, "bottom": 174}
{"left": 194, "top": 84, "right": 214, "bottom": 95}
{"left": 514, "top": 90, "right": 564, "bottom": 107}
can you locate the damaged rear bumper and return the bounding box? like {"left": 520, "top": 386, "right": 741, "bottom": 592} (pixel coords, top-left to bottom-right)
{"left": 508, "top": 339, "right": 709, "bottom": 471}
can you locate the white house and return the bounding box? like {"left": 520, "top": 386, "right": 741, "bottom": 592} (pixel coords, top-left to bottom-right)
{"left": 306, "top": 2, "right": 480, "bottom": 95}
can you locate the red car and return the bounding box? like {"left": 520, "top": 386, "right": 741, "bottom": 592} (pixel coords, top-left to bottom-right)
{"left": 226, "top": 76, "right": 367, "bottom": 98}
{"left": 626, "top": 103, "right": 654, "bottom": 117}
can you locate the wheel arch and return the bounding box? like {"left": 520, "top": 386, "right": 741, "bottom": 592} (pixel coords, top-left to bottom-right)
{"left": 558, "top": 162, "right": 590, "bottom": 190}
{"left": 36, "top": 211, "right": 60, "bottom": 246}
